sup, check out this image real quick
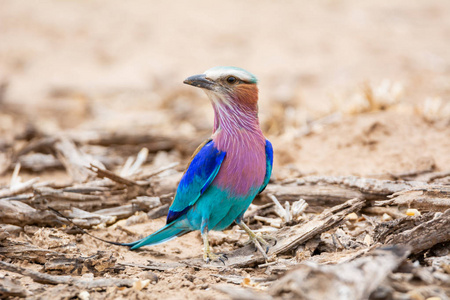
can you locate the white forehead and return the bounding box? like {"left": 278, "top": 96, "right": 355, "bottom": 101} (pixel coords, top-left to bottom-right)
{"left": 204, "top": 66, "right": 257, "bottom": 83}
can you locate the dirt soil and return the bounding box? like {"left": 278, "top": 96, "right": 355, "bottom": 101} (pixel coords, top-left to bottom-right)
{"left": 1, "top": 1, "right": 450, "bottom": 299}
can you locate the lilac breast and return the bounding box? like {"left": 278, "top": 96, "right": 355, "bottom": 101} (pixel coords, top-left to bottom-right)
{"left": 212, "top": 131, "right": 266, "bottom": 196}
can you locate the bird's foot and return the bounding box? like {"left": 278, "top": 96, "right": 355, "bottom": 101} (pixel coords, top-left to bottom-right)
{"left": 246, "top": 233, "right": 277, "bottom": 260}
{"left": 238, "top": 220, "right": 277, "bottom": 260}
{"left": 203, "top": 251, "right": 228, "bottom": 265}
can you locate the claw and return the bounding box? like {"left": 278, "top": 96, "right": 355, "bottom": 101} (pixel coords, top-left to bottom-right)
{"left": 238, "top": 221, "right": 277, "bottom": 260}
{"left": 204, "top": 252, "right": 228, "bottom": 264}
{"left": 202, "top": 228, "right": 227, "bottom": 264}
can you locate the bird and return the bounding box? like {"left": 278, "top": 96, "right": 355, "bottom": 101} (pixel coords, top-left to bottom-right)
{"left": 125, "top": 66, "right": 273, "bottom": 263}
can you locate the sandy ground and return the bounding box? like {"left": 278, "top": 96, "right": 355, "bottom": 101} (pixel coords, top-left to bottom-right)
{"left": 1, "top": 0, "right": 450, "bottom": 299}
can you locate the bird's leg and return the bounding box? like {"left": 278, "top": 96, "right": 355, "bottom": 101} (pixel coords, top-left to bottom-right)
{"left": 201, "top": 225, "right": 227, "bottom": 264}
{"left": 236, "top": 219, "right": 275, "bottom": 260}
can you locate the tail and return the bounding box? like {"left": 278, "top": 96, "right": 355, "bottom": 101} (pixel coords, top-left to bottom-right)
{"left": 48, "top": 206, "right": 190, "bottom": 249}
{"left": 127, "top": 219, "right": 191, "bottom": 250}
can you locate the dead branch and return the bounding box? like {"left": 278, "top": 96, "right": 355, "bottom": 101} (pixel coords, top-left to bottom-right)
{"left": 260, "top": 176, "right": 439, "bottom": 212}
{"left": 66, "top": 207, "right": 116, "bottom": 228}
{"left": 374, "top": 209, "right": 450, "bottom": 254}
{"left": 44, "top": 251, "right": 119, "bottom": 275}
{"left": 375, "top": 185, "right": 450, "bottom": 212}
{"left": 88, "top": 164, "right": 138, "bottom": 186}
{"left": 268, "top": 198, "right": 365, "bottom": 256}
{"left": 14, "top": 136, "right": 57, "bottom": 158}
{"left": 92, "top": 197, "right": 161, "bottom": 219}
{"left": 0, "top": 260, "right": 135, "bottom": 288}
{"left": 216, "top": 246, "right": 410, "bottom": 300}
{"left": 0, "top": 178, "right": 39, "bottom": 199}
{"left": 19, "top": 153, "right": 63, "bottom": 172}
{"left": 0, "top": 277, "right": 30, "bottom": 298}
{"left": 269, "top": 246, "right": 410, "bottom": 300}
{"left": 299, "top": 175, "right": 426, "bottom": 198}
{"left": 0, "top": 244, "right": 61, "bottom": 264}
{"left": 0, "top": 200, "right": 63, "bottom": 226}
{"left": 54, "top": 137, "right": 105, "bottom": 182}
{"left": 133, "top": 162, "right": 179, "bottom": 181}
{"left": 261, "top": 184, "right": 362, "bottom": 212}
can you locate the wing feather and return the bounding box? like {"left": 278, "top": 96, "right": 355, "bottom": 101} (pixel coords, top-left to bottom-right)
{"left": 258, "top": 139, "right": 273, "bottom": 194}
{"left": 166, "top": 139, "right": 226, "bottom": 223}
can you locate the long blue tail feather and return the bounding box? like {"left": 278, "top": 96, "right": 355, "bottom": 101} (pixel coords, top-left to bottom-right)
{"left": 130, "top": 219, "right": 191, "bottom": 250}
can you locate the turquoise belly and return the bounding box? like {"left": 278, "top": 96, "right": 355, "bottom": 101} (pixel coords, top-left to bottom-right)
{"left": 186, "top": 185, "right": 257, "bottom": 232}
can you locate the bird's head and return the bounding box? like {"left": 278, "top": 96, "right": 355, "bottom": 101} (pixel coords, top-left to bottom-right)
{"left": 183, "top": 66, "right": 259, "bottom": 106}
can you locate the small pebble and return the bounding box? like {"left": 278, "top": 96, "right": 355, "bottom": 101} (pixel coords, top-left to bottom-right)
{"left": 382, "top": 213, "right": 393, "bottom": 221}
{"left": 133, "top": 279, "right": 150, "bottom": 291}
{"left": 78, "top": 291, "right": 90, "bottom": 300}
{"left": 363, "top": 234, "right": 373, "bottom": 246}
{"left": 346, "top": 212, "right": 358, "bottom": 221}
{"left": 406, "top": 208, "right": 421, "bottom": 216}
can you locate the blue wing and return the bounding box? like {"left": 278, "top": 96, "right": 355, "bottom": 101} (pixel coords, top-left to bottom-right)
{"left": 258, "top": 139, "right": 273, "bottom": 194}
{"left": 166, "top": 139, "right": 226, "bottom": 224}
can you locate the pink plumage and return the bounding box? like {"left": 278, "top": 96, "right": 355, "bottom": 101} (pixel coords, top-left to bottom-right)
{"left": 210, "top": 84, "right": 266, "bottom": 196}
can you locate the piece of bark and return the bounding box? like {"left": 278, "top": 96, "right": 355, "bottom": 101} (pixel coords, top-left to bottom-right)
{"left": 31, "top": 184, "right": 136, "bottom": 211}
{"left": 0, "top": 244, "right": 60, "bottom": 264}
{"left": 54, "top": 137, "right": 105, "bottom": 182}
{"left": 92, "top": 197, "right": 161, "bottom": 219}
{"left": 0, "top": 260, "right": 135, "bottom": 288}
{"left": 14, "top": 136, "right": 57, "bottom": 158}
{"left": 69, "top": 131, "right": 175, "bottom": 148}
{"left": 375, "top": 209, "right": 450, "bottom": 254}
{"left": 18, "top": 153, "right": 63, "bottom": 172}
{"left": 375, "top": 185, "right": 450, "bottom": 212}
{"left": 0, "top": 200, "right": 62, "bottom": 227}
{"left": 299, "top": 176, "right": 426, "bottom": 198}
{"left": 66, "top": 207, "right": 116, "bottom": 228}
{"left": 0, "top": 225, "right": 22, "bottom": 241}
{"left": 0, "top": 277, "right": 30, "bottom": 298}
{"left": 118, "top": 261, "right": 183, "bottom": 272}
{"left": 87, "top": 164, "right": 138, "bottom": 186}
{"left": 93, "top": 204, "right": 135, "bottom": 219}
{"left": 44, "top": 251, "right": 118, "bottom": 275}
{"left": 147, "top": 204, "right": 170, "bottom": 219}
{"left": 261, "top": 184, "right": 362, "bottom": 212}
{"left": 131, "top": 196, "right": 161, "bottom": 210}
{"left": 412, "top": 170, "right": 450, "bottom": 183}
{"left": 132, "top": 162, "right": 179, "bottom": 181}
{"left": 269, "top": 246, "right": 410, "bottom": 300}
{"left": 373, "top": 212, "right": 435, "bottom": 243}
{"left": 211, "top": 274, "right": 272, "bottom": 285}
{"left": 0, "top": 178, "right": 40, "bottom": 199}
{"left": 268, "top": 198, "right": 364, "bottom": 255}
{"left": 260, "top": 177, "right": 436, "bottom": 212}
{"left": 217, "top": 246, "right": 410, "bottom": 300}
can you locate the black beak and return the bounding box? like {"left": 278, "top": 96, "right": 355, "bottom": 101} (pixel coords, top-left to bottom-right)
{"left": 183, "top": 74, "right": 215, "bottom": 91}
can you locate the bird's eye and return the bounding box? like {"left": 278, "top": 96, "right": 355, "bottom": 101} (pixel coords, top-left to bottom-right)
{"left": 226, "top": 76, "right": 237, "bottom": 84}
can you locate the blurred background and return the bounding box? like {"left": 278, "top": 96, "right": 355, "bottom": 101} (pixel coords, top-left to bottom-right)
{"left": 1, "top": 0, "right": 450, "bottom": 180}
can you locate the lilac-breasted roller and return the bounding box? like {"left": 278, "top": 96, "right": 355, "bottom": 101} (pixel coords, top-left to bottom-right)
{"left": 126, "top": 66, "right": 273, "bottom": 263}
